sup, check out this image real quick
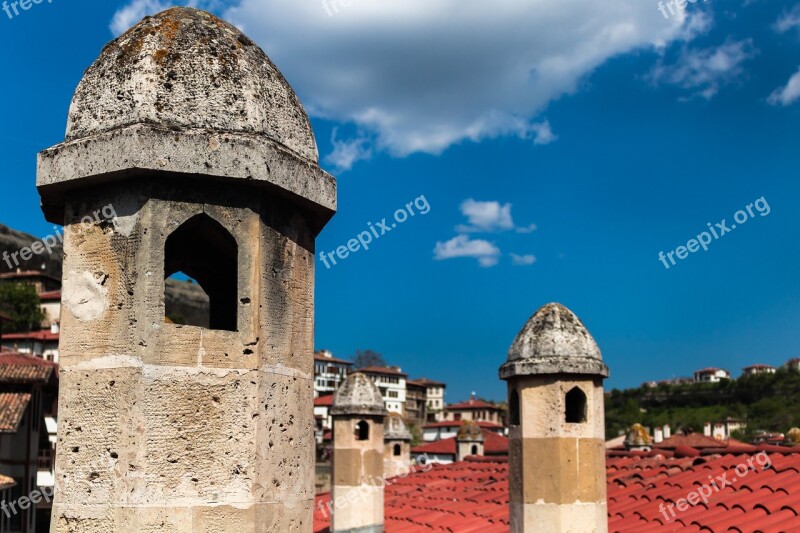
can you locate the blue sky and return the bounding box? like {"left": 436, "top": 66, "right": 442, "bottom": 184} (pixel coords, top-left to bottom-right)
{"left": 1, "top": 0, "right": 800, "bottom": 404}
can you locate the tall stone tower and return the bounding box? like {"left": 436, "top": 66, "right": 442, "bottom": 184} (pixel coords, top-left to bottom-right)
{"left": 330, "top": 373, "right": 387, "bottom": 533}
{"left": 36, "top": 8, "right": 335, "bottom": 532}
{"left": 499, "top": 303, "right": 609, "bottom": 533}
{"left": 383, "top": 412, "right": 411, "bottom": 478}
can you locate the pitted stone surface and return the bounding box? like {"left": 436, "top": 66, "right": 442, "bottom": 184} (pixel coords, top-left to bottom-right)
{"left": 500, "top": 303, "right": 609, "bottom": 379}
{"left": 331, "top": 372, "right": 387, "bottom": 417}
{"left": 66, "top": 7, "right": 317, "bottom": 162}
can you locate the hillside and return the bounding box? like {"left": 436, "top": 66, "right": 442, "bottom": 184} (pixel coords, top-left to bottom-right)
{"left": 605, "top": 368, "right": 800, "bottom": 439}
{"left": 0, "top": 222, "right": 209, "bottom": 324}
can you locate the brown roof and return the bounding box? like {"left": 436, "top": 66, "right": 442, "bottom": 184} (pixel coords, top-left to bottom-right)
{"left": 313, "top": 352, "right": 353, "bottom": 365}
{"left": 360, "top": 366, "right": 408, "bottom": 377}
{"left": 0, "top": 392, "right": 31, "bottom": 433}
{"left": 0, "top": 352, "right": 58, "bottom": 383}
{"left": 2, "top": 329, "right": 60, "bottom": 341}
{"left": 408, "top": 378, "right": 446, "bottom": 387}
{"left": 447, "top": 399, "right": 503, "bottom": 411}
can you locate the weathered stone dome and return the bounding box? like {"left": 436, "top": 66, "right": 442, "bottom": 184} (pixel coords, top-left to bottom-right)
{"left": 787, "top": 428, "right": 800, "bottom": 445}
{"left": 500, "top": 303, "right": 609, "bottom": 379}
{"left": 384, "top": 413, "right": 412, "bottom": 441}
{"left": 65, "top": 7, "right": 317, "bottom": 162}
{"left": 332, "top": 372, "right": 387, "bottom": 417}
{"left": 624, "top": 423, "right": 652, "bottom": 447}
{"left": 456, "top": 421, "right": 484, "bottom": 442}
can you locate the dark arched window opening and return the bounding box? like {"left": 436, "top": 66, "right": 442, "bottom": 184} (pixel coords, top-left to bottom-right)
{"left": 164, "top": 214, "right": 238, "bottom": 331}
{"left": 509, "top": 389, "right": 520, "bottom": 426}
{"left": 393, "top": 444, "right": 401, "bottom": 456}
{"left": 355, "top": 421, "right": 369, "bottom": 441}
{"left": 471, "top": 445, "right": 478, "bottom": 456}
{"left": 565, "top": 387, "right": 587, "bottom": 424}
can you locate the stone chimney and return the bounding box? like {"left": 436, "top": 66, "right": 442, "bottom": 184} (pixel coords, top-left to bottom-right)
{"left": 331, "top": 372, "right": 388, "bottom": 532}
{"left": 624, "top": 424, "right": 652, "bottom": 452}
{"left": 664, "top": 424, "right": 671, "bottom": 439}
{"left": 456, "top": 420, "right": 484, "bottom": 460}
{"left": 704, "top": 422, "right": 712, "bottom": 436}
{"left": 653, "top": 426, "right": 663, "bottom": 444}
{"left": 383, "top": 412, "right": 412, "bottom": 478}
{"left": 499, "top": 303, "right": 609, "bottom": 533}
{"left": 36, "top": 8, "right": 335, "bottom": 531}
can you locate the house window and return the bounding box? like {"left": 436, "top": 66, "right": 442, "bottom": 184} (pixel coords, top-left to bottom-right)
{"left": 565, "top": 387, "right": 587, "bottom": 424}
{"left": 393, "top": 444, "right": 401, "bottom": 456}
{"left": 356, "top": 420, "right": 369, "bottom": 441}
{"left": 164, "top": 214, "right": 238, "bottom": 331}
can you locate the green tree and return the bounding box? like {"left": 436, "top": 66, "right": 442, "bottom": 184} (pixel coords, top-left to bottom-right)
{"left": 0, "top": 283, "right": 45, "bottom": 333}
{"left": 353, "top": 349, "right": 386, "bottom": 369}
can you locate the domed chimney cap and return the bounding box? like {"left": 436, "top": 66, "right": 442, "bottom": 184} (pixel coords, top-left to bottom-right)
{"left": 456, "top": 421, "right": 484, "bottom": 442}
{"left": 499, "top": 303, "right": 609, "bottom": 379}
{"left": 384, "top": 413, "right": 412, "bottom": 441}
{"left": 331, "top": 372, "right": 387, "bottom": 417}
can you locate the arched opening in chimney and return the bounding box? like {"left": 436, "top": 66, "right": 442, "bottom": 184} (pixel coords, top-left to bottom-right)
{"left": 565, "top": 386, "right": 587, "bottom": 424}
{"left": 509, "top": 389, "right": 520, "bottom": 426}
{"left": 164, "top": 214, "right": 238, "bottom": 332}
{"left": 471, "top": 444, "right": 479, "bottom": 456}
{"left": 355, "top": 420, "right": 370, "bottom": 441}
{"left": 393, "top": 443, "right": 401, "bottom": 456}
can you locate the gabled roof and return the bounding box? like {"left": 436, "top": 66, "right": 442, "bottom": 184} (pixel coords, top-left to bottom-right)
{"left": 694, "top": 367, "right": 728, "bottom": 374}
{"left": 411, "top": 429, "right": 509, "bottom": 456}
{"left": 314, "top": 447, "right": 800, "bottom": 532}
{"left": 2, "top": 329, "right": 59, "bottom": 342}
{"left": 407, "top": 378, "right": 446, "bottom": 387}
{"left": 423, "top": 420, "right": 504, "bottom": 430}
{"left": 313, "top": 351, "right": 353, "bottom": 365}
{"left": 360, "top": 366, "right": 407, "bottom": 377}
{"left": 654, "top": 434, "right": 732, "bottom": 450}
{"left": 0, "top": 352, "right": 57, "bottom": 383}
{"left": 0, "top": 392, "right": 31, "bottom": 433}
{"left": 447, "top": 399, "right": 503, "bottom": 411}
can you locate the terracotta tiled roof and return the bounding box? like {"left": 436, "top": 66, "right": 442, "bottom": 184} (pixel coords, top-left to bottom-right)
{"left": 0, "top": 474, "right": 15, "bottom": 490}
{"left": 314, "top": 395, "right": 334, "bottom": 407}
{"left": 655, "top": 434, "right": 732, "bottom": 450}
{"left": 360, "top": 366, "right": 407, "bottom": 377}
{"left": 2, "top": 329, "right": 60, "bottom": 341}
{"left": 0, "top": 392, "right": 31, "bottom": 432}
{"left": 447, "top": 399, "right": 503, "bottom": 411}
{"left": 314, "top": 447, "right": 800, "bottom": 532}
{"left": 423, "top": 420, "right": 504, "bottom": 430}
{"left": 412, "top": 429, "right": 509, "bottom": 456}
{"left": 407, "top": 378, "right": 446, "bottom": 387}
{"left": 38, "top": 290, "right": 62, "bottom": 301}
{"left": 313, "top": 352, "right": 353, "bottom": 365}
{"left": 0, "top": 352, "right": 57, "bottom": 383}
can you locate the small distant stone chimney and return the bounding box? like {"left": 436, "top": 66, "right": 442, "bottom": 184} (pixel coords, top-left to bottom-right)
{"left": 704, "top": 422, "right": 712, "bottom": 437}
{"left": 663, "top": 424, "right": 671, "bottom": 439}
{"left": 499, "top": 303, "right": 610, "bottom": 533}
{"left": 456, "top": 421, "right": 484, "bottom": 460}
{"left": 654, "top": 426, "right": 663, "bottom": 444}
{"left": 384, "top": 413, "right": 412, "bottom": 478}
{"left": 624, "top": 424, "right": 652, "bottom": 452}
{"left": 331, "top": 372, "right": 388, "bottom": 533}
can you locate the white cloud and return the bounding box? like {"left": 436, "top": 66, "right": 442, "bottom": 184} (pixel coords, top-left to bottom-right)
{"left": 111, "top": 0, "right": 707, "bottom": 167}
{"left": 648, "top": 39, "right": 757, "bottom": 100}
{"left": 433, "top": 235, "right": 501, "bottom": 268}
{"left": 456, "top": 199, "right": 514, "bottom": 233}
{"left": 529, "top": 120, "right": 557, "bottom": 146}
{"left": 455, "top": 199, "right": 536, "bottom": 234}
{"left": 510, "top": 253, "right": 537, "bottom": 266}
{"left": 768, "top": 68, "right": 800, "bottom": 106}
{"left": 324, "top": 129, "right": 373, "bottom": 172}
{"left": 775, "top": 5, "right": 800, "bottom": 33}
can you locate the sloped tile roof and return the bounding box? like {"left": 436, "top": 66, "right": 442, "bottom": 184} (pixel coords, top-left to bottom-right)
{"left": 0, "top": 352, "right": 57, "bottom": 383}
{"left": 314, "top": 447, "right": 800, "bottom": 532}
{"left": 412, "top": 429, "right": 509, "bottom": 456}
{"left": 0, "top": 392, "right": 31, "bottom": 432}
{"left": 314, "top": 395, "right": 334, "bottom": 407}
{"left": 2, "top": 329, "right": 60, "bottom": 342}
{"left": 447, "top": 399, "right": 502, "bottom": 411}
{"left": 423, "top": 420, "right": 504, "bottom": 430}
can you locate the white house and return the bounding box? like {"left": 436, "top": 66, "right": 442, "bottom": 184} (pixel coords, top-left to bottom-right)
{"left": 693, "top": 367, "right": 730, "bottom": 383}
{"left": 361, "top": 366, "right": 407, "bottom": 415}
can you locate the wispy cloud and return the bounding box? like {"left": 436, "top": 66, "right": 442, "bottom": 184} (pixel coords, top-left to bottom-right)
{"left": 768, "top": 68, "right": 800, "bottom": 106}
{"left": 774, "top": 5, "right": 800, "bottom": 33}
{"left": 510, "top": 253, "right": 537, "bottom": 266}
{"left": 324, "top": 129, "right": 373, "bottom": 173}
{"left": 529, "top": 120, "right": 557, "bottom": 146}
{"left": 455, "top": 199, "right": 536, "bottom": 234}
{"left": 648, "top": 39, "right": 757, "bottom": 100}
{"left": 433, "top": 235, "right": 501, "bottom": 268}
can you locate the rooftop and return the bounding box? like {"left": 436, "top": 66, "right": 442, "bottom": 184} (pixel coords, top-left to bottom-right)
{"left": 2, "top": 329, "right": 60, "bottom": 342}
{"left": 412, "top": 429, "right": 508, "bottom": 456}
{"left": 446, "top": 399, "right": 503, "bottom": 411}
{"left": 0, "top": 352, "right": 58, "bottom": 383}
{"left": 423, "top": 420, "right": 504, "bottom": 430}
{"left": 0, "top": 392, "right": 31, "bottom": 433}
{"left": 407, "top": 378, "right": 446, "bottom": 387}
{"left": 314, "top": 447, "right": 800, "bottom": 532}
{"left": 360, "top": 366, "right": 408, "bottom": 377}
